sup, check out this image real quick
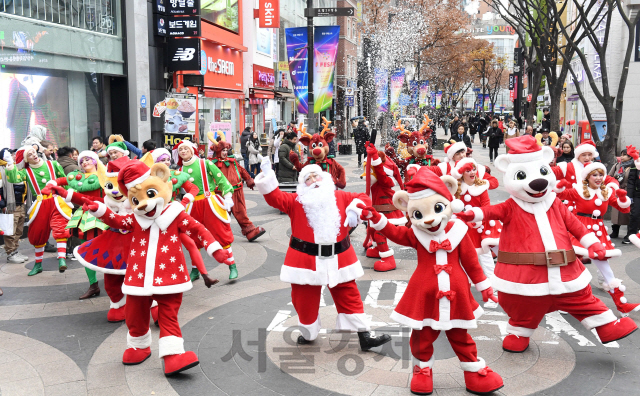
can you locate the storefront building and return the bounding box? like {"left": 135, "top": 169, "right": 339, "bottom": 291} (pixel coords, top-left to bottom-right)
{"left": 0, "top": 2, "right": 125, "bottom": 150}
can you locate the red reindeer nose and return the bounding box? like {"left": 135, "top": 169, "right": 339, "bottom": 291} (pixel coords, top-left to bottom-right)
{"left": 416, "top": 147, "right": 427, "bottom": 156}
{"left": 312, "top": 148, "right": 323, "bottom": 156}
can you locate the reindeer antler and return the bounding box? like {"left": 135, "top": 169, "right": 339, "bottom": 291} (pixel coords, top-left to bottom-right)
{"left": 320, "top": 117, "right": 332, "bottom": 137}
{"left": 419, "top": 114, "right": 432, "bottom": 133}
{"left": 396, "top": 119, "right": 409, "bottom": 134}
{"left": 298, "top": 122, "right": 307, "bottom": 135}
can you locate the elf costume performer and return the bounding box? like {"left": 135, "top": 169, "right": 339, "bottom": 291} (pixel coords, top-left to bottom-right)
{"left": 255, "top": 158, "right": 391, "bottom": 350}
{"left": 457, "top": 136, "right": 637, "bottom": 353}
{"left": 47, "top": 151, "right": 109, "bottom": 300}
{"left": 556, "top": 162, "right": 639, "bottom": 314}
{"left": 3, "top": 146, "right": 72, "bottom": 275}
{"left": 174, "top": 140, "right": 238, "bottom": 280}
{"left": 83, "top": 161, "right": 232, "bottom": 375}
{"left": 208, "top": 133, "right": 266, "bottom": 242}
{"left": 362, "top": 142, "right": 405, "bottom": 272}
{"left": 450, "top": 158, "right": 501, "bottom": 278}
{"left": 358, "top": 167, "right": 503, "bottom": 395}
{"left": 105, "top": 138, "right": 130, "bottom": 161}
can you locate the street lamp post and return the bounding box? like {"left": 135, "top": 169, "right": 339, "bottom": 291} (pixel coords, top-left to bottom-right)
{"left": 474, "top": 59, "right": 486, "bottom": 115}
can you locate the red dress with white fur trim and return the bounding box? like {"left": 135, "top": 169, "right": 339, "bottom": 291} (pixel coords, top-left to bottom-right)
{"left": 557, "top": 185, "right": 630, "bottom": 258}
{"left": 372, "top": 217, "right": 490, "bottom": 330}
{"left": 458, "top": 182, "right": 502, "bottom": 253}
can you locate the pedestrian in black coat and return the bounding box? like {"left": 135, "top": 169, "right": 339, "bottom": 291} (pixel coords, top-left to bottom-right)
{"left": 451, "top": 125, "right": 472, "bottom": 148}
{"left": 623, "top": 161, "right": 640, "bottom": 244}
{"left": 486, "top": 119, "right": 503, "bottom": 163}
{"left": 352, "top": 118, "right": 370, "bottom": 168}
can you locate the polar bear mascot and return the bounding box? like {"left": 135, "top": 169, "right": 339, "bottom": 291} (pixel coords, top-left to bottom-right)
{"left": 457, "top": 135, "right": 637, "bottom": 353}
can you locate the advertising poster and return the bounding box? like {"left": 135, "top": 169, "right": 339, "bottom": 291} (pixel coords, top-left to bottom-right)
{"left": 389, "top": 68, "right": 405, "bottom": 113}
{"left": 593, "top": 121, "right": 608, "bottom": 141}
{"left": 484, "top": 94, "right": 490, "bottom": 112}
{"left": 374, "top": 69, "right": 388, "bottom": 112}
{"left": 201, "top": 0, "right": 239, "bottom": 33}
{"left": 419, "top": 81, "right": 429, "bottom": 108}
{"left": 164, "top": 93, "right": 197, "bottom": 134}
{"left": 409, "top": 81, "right": 419, "bottom": 107}
{"left": 256, "top": 27, "right": 272, "bottom": 56}
{"left": 285, "top": 27, "right": 309, "bottom": 114}
{"left": 431, "top": 92, "right": 436, "bottom": 109}
{"left": 435, "top": 91, "right": 443, "bottom": 109}
{"left": 313, "top": 26, "right": 340, "bottom": 113}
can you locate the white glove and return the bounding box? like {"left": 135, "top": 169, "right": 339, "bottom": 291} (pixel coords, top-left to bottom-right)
{"left": 260, "top": 155, "right": 273, "bottom": 175}
{"left": 3, "top": 151, "right": 13, "bottom": 165}
{"left": 224, "top": 194, "right": 234, "bottom": 210}
{"left": 343, "top": 210, "right": 360, "bottom": 228}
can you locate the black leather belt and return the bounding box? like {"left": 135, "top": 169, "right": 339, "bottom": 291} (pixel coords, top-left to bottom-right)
{"left": 577, "top": 212, "right": 602, "bottom": 219}
{"left": 289, "top": 236, "right": 351, "bottom": 257}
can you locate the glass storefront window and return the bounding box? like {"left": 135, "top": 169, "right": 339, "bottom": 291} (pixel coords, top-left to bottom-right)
{"left": 199, "top": 96, "right": 238, "bottom": 155}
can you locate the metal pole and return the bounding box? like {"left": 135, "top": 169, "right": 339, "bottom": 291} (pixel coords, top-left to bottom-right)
{"left": 307, "top": 0, "right": 315, "bottom": 133}
{"left": 481, "top": 59, "right": 486, "bottom": 115}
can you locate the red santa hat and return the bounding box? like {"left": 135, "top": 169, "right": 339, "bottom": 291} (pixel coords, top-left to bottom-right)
{"left": 444, "top": 141, "right": 467, "bottom": 162}
{"left": 574, "top": 140, "right": 599, "bottom": 158}
{"left": 581, "top": 161, "right": 607, "bottom": 181}
{"left": 16, "top": 145, "right": 39, "bottom": 169}
{"left": 451, "top": 157, "right": 477, "bottom": 180}
{"left": 298, "top": 164, "right": 324, "bottom": 185}
{"left": 106, "top": 156, "right": 130, "bottom": 178}
{"left": 117, "top": 161, "right": 151, "bottom": 197}
{"left": 405, "top": 168, "right": 464, "bottom": 213}
{"left": 504, "top": 135, "right": 544, "bottom": 163}
{"left": 172, "top": 140, "right": 197, "bottom": 166}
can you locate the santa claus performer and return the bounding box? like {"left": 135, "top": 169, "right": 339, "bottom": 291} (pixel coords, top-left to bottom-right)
{"left": 556, "top": 162, "right": 639, "bottom": 314}
{"left": 209, "top": 134, "right": 266, "bottom": 242}
{"left": 357, "top": 167, "right": 503, "bottom": 395}
{"left": 174, "top": 140, "right": 239, "bottom": 280}
{"left": 3, "top": 146, "right": 72, "bottom": 275}
{"left": 254, "top": 157, "right": 391, "bottom": 350}
{"left": 82, "top": 161, "right": 232, "bottom": 375}
{"left": 361, "top": 142, "right": 405, "bottom": 272}
{"left": 451, "top": 158, "right": 501, "bottom": 277}
{"left": 457, "top": 136, "right": 637, "bottom": 353}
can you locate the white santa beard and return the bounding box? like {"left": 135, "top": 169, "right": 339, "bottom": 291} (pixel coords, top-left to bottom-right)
{"left": 296, "top": 176, "right": 341, "bottom": 243}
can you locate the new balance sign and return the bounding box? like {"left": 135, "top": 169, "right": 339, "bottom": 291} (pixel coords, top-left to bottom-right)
{"left": 168, "top": 38, "right": 201, "bottom": 71}
{"left": 258, "top": 0, "right": 280, "bottom": 28}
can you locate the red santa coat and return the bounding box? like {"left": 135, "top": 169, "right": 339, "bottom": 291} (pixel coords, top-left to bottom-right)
{"left": 458, "top": 182, "right": 502, "bottom": 253}
{"left": 370, "top": 155, "right": 405, "bottom": 223}
{"left": 553, "top": 159, "right": 619, "bottom": 190}
{"left": 470, "top": 194, "right": 599, "bottom": 296}
{"left": 370, "top": 217, "right": 490, "bottom": 330}
{"left": 255, "top": 171, "right": 369, "bottom": 288}
{"left": 558, "top": 185, "right": 631, "bottom": 258}
{"left": 90, "top": 201, "right": 222, "bottom": 296}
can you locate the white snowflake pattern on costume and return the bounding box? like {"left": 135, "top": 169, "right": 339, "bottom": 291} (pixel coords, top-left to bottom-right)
{"left": 161, "top": 245, "right": 169, "bottom": 253}
{"left": 138, "top": 272, "right": 143, "bottom": 279}
{"left": 126, "top": 217, "right": 133, "bottom": 224}
{"left": 198, "top": 235, "right": 202, "bottom": 241}
{"left": 155, "top": 277, "right": 163, "bottom": 285}
{"left": 171, "top": 274, "right": 177, "bottom": 280}
{"left": 179, "top": 265, "right": 184, "bottom": 272}
{"left": 170, "top": 256, "right": 176, "bottom": 263}
{"left": 162, "top": 230, "right": 168, "bottom": 235}
{"left": 133, "top": 264, "right": 138, "bottom": 271}
{"left": 203, "top": 240, "right": 208, "bottom": 246}
{"left": 141, "top": 250, "right": 146, "bottom": 257}
{"left": 110, "top": 213, "right": 115, "bottom": 219}
{"left": 140, "top": 238, "right": 146, "bottom": 246}
{"left": 182, "top": 219, "right": 189, "bottom": 226}
{"left": 128, "top": 276, "right": 132, "bottom": 281}
{"left": 185, "top": 230, "right": 191, "bottom": 236}
{"left": 159, "top": 263, "right": 166, "bottom": 270}
{"left": 170, "top": 235, "right": 178, "bottom": 243}
{"left": 130, "top": 249, "right": 136, "bottom": 256}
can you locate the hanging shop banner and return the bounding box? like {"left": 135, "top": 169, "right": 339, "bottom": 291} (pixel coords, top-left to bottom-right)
{"left": 258, "top": 0, "right": 280, "bottom": 28}
{"left": 389, "top": 68, "right": 405, "bottom": 113}
{"left": 430, "top": 92, "right": 436, "bottom": 109}
{"left": 484, "top": 94, "right": 490, "bottom": 111}
{"left": 164, "top": 93, "right": 197, "bottom": 135}
{"left": 374, "top": 69, "right": 389, "bottom": 112}
{"left": 285, "top": 27, "right": 309, "bottom": 114}
{"left": 435, "top": 91, "right": 443, "bottom": 109}
{"left": 313, "top": 25, "right": 340, "bottom": 113}
{"left": 419, "top": 81, "right": 429, "bottom": 108}
{"left": 154, "top": 0, "right": 200, "bottom": 15}
{"left": 167, "top": 38, "right": 201, "bottom": 71}
{"left": 409, "top": 81, "right": 419, "bottom": 107}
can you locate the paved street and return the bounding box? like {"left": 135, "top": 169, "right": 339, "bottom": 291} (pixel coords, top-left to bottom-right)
{"left": 0, "top": 135, "right": 640, "bottom": 396}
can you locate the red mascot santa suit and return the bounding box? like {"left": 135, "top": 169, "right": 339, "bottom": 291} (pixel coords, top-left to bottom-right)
{"left": 84, "top": 161, "right": 232, "bottom": 376}
{"left": 458, "top": 136, "right": 637, "bottom": 353}
{"left": 254, "top": 158, "right": 391, "bottom": 350}
{"left": 358, "top": 168, "right": 503, "bottom": 395}
{"left": 362, "top": 142, "right": 405, "bottom": 272}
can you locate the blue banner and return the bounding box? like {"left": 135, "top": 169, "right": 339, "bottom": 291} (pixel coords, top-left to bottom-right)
{"left": 409, "top": 81, "right": 419, "bottom": 106}
{"left": 285, "top": 27, "right": 309, "bottom": 114}
{"left": 374, "top": 69, "right": 388, "bottom": 112}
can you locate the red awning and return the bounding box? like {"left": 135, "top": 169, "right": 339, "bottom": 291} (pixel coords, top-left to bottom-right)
{"left": 250, "top": 88, "right": 274, "bottom": 99}
{"left": 204, "top": 88, "right": 245, "bottom": 100}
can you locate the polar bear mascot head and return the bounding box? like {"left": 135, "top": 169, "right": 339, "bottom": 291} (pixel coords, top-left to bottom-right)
{"left": 494, "top": 135, "right": 557, "bottom": 204}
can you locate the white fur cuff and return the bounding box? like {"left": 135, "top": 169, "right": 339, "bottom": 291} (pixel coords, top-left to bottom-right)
{"left": 89, "top": 202, "right": 107, "bottom": 218}
{"left": 406, "top": 164, "right": 420, "bottom": 173}
{"left": 255, "top": 172, "right": 279, "bottom": 195}
{"left": 207, "top": 241, "right": 223, "bottom": 255}
{"left": 618, "top": 197, "right": 631, "bottom": 209}
{"left": 459, "top": 358, "right": 486, "bottom": 372}
{"left": 379, "top": 248, "right": 394, "bottom": 258}
{"left": 371, "top": 157, "right": 382, "bottom": 166}
{"left": 183, "top": 193, "right": 195, "bottom": 203}
{"left": 158, "top": 335, "right": 185, "bottom": 358}
{"left": 127, "top": 330, "right": 151, "bottom": 350}
{"left": 581, "top": 310, "right": 617, "bottom": 330}
{"left": 471, "top": 207, "right": 484, "bottom": 222}
{"left": 110, "top": 296, "right": 126, "bottom": 309}
{"left": 506, "top": 324, "right": 535, "bottom": 337}
{"left": 298, "top": 316, "right": 322, "bottom": 341}
{"left": 602, "top": 278, "right": 622, "bottom": 292}
{"left": 46, "top": 180, "right": 57, "bottom": 187}
{"left": 64, "top": 189, "right": 74, "bottom": 203}
{"left": 414, "top": 356, "right": 434, "bottom": 369}
{"left": 475, "top": 279, "right": 491, "bottom": 292}
{"left": 370, "top": 215, "right": 388, "bottom": 231}
{"left": 580, "top": 232, "right": 599, "bottom": 248}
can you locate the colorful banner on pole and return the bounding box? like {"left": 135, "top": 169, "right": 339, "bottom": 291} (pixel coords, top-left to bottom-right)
{"left": 389, "top": 68, "right": 405, "bottom": 113}
{"left": 431, "top": 92, "right": 436, "bottom": 109}
{"left": 285, "top": 27, "right": 309, "bottom": 114}
{"left": 313, "top": 26, "right": 340, "bottom": 113}
{"left": 484, "top": 94, "right": 490, "bottom": 111}
{"left": 419, "top": 81, "right": 429, "bottom": 108}
{"left": 435, "top": 91, "right": 443, "bottom": 109}
{"left": 409, "top": 81, "right": 419, "bottom": 106}
{"left": 374, "top": 69, "right": 388, "bottom": 112}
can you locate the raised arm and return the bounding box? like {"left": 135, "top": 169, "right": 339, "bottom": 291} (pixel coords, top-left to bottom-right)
{"left": 255, "top": 158, "right": 297, "bottom": 214}
{"left": 206, "top": 160, "right": 233, "bottom": 197}
{"left": 124, "top": 141, "right": 143, "bottom": 158}
{"left": 609, "top": 188, "right": 631, "bottom": 213}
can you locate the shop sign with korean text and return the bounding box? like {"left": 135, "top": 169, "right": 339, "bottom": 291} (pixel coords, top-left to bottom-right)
{"left": 155, "top": 0, "right": 200, "bottom": 15}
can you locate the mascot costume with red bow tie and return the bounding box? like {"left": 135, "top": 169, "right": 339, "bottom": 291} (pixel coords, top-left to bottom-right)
{"left": 457, "top": 135, "right": 637, "bottom": 354}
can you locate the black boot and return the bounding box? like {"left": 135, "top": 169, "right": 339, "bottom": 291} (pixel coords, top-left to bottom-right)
{"left": 297, "top": 335, "right": 313, "bottom": 345}
{"left": 610, "top": 224, "right": 620, "bottom": 239}
{"left": 44, "top": 242, "right": 56, "bottom": 253}
{"left": 358, "top": 331, "right": 391, "bottom": 351}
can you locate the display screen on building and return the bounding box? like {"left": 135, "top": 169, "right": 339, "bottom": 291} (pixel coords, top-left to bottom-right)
{"left": 201, "top": 0, "right": 239, "bottom": 33}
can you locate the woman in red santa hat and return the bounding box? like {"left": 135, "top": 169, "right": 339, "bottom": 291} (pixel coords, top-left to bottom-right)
{"left": 553, "top": 139, "right": 618, "bottom": 189}
{"left": 556, "top": 161, "right": 639, "bottom": 315}
{"left": 358, "top": 167, "right": 503, "bottom": 395}
{"left": 450, "top": 158, "right": 502, "bottom": 278}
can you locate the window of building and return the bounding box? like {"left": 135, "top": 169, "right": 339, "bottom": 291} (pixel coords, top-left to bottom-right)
{"left": 353, "top": 20, "right": 357, "bottom": 40}
{"left": 347, "top": 58, "right": 351, "bottom": 78}
{"left": 347, "top": 18, "right": 351, "bottom": 38}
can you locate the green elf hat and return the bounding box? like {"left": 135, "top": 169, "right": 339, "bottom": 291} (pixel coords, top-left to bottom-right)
{"left": 106, "top": 141, "right": 129, "bottom": 156}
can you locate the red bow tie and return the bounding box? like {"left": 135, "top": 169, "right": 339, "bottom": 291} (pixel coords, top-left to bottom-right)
{"left": 436, "top": 290, "right": 456, "bottom": 300}
{"left": 434, "top": 265, "right": 453, "bottom": 275}
{"left": 429, "top": 239, "right": 452, "bottom": 252}
{"left": 413, "top": 366, "right": 432, "bottom": 376}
